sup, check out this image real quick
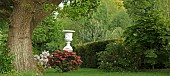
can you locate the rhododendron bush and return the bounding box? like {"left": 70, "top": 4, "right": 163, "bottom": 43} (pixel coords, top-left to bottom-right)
{"left": 47, "top": 50, "right": 83, "bottom": 72}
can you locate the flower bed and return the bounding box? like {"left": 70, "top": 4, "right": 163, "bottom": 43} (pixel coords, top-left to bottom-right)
{"left": 48, "top": 50, "right": 83, "bottom": 72}
{"left": 34, "top": 50, "right": 83, "bottom": 72}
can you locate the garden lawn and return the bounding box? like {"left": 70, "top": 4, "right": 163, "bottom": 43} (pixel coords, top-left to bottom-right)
{"left": 44, "top": 68, "right": 170, "bottom": 76}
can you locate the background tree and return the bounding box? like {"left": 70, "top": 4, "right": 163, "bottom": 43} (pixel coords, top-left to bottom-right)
{"left": 58, "top": 0, "right": 131, "bottom": 44}
{"left": 124, "top": 0, "right": 170, "bottom": 69}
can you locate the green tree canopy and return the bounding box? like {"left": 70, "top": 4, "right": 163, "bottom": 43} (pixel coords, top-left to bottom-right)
{"left": 124, "top": 0, "right": 170, "bottom": 69}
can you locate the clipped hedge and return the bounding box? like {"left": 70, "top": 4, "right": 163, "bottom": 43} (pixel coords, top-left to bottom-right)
{"left": 74, "top": 39, "right": 121, "bottom": 68}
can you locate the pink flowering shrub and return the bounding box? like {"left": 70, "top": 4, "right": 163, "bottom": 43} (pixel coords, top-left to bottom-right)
{"left": 47, "top": 50, "right": 83, "bottom": 72}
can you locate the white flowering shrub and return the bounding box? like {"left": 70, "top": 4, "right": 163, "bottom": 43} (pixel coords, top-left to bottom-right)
{"left": 34, "top": 51, "right": 50, "bottom": 68}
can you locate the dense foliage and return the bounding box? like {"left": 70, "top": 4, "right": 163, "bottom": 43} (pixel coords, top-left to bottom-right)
{"left": 74, "top": 40, "right": 117, "bottom": 68}
{"left": 124, "top": 0, "right": 170, "bottom": 69}
{"left": 32, "top": 15, "right": 65, "bottom": 54}
{"left": 97, "top": 42, "right": 134, "bottom": 72}
{"left": 0, "top": 18, "right": 13, "bottom": 74}
{"left": 0, "top": 37, "right": 13, "bottom": 74}
{"left": 60, "top": 0, "right": 100, "bottom": 20}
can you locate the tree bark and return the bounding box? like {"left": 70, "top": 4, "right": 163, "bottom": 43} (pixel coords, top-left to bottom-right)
{"left": 6, "top": 0, "right": 62, "bottom": 72}
{"left": 7, "top": 0, "right": 37, "bottom": 72}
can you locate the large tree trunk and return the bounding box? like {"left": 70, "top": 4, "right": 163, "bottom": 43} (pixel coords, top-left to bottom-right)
{"left": 6, "top": 0, "right": 62, "bottom": 72}
{"left": 7, "top": 1, "right": 37, "bottom": 72}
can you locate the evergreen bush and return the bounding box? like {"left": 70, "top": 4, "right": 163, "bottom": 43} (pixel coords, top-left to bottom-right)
{"left": 74, "top": 39, "right": 120, "bottom": 68}
{"left": 97, "top": 42, "right": 136, "bottom": 72}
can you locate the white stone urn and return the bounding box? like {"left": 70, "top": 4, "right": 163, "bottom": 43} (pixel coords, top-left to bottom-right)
{"left": 63, "top": 30, "right": 75, "bottom": 52}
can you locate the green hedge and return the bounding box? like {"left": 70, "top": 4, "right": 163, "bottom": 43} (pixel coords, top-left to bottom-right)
{"left": 97, "top": 42, "right": 136, "bottom": 72}
{"left": 74, "top": 40, "right": 121, "bottom": 68}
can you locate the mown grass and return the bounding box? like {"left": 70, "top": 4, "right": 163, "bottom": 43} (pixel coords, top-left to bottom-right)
{"left": 1, "top": 68, "right": 170, "bottom": 76}
{"left": 44, "top": 68, "right": 170, "bottom": 76}
{"left": 0, "top": 71, "right": 37, "bottom": 76}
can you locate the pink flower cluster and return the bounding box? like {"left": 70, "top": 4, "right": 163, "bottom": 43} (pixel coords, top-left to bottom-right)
{"left": 47, "top": 50, "right": 83, "bottom": 72}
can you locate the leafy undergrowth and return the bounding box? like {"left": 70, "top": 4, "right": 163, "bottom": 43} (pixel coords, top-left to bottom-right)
{"left": 44, "top": 68, "right": 170, "bottom": 76}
